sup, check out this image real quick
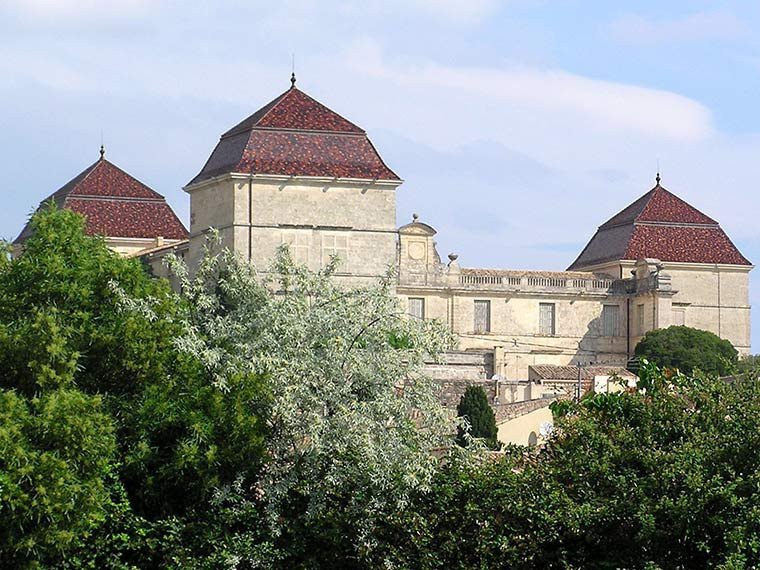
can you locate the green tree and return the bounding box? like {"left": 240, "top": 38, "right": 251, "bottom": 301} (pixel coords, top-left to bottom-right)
{"left": 0, "top": 206, "right": 268, "bottom": 567}
{"left": 738, "top": 354, "right": 760, "bottom": 376}
{"left": 634, "top": 325, "right": 738, "bottom": 376}
{"left": 166, "top": 238, "right": 456, "bottom": 566}
{"left": 375, "top": 361, "right": 760, "bottom": 569}
{"left": 455, "top": 385, "right": 498, "bottom": 449}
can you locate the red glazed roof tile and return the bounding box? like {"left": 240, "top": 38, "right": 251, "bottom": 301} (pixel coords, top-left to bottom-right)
{"left": 624, "top": 225, "right": 749, "bottom": 265}
{"left": 66, "top": 198, "right": 188, "bottom": 240}
{"left": 190, "top": 86, "right": 399, "bottom": 185}
{"left": 569, "top": 182, "right": 750, "bottom": 269}
{"left": 15, "top": 156, "right": 188, "bottom": 244}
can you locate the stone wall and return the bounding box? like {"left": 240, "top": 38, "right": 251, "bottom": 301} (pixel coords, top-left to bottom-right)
{"left": 422, "top": 351, "right": 494, "bottom": 407}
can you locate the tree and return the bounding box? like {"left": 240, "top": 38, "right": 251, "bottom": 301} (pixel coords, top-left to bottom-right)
{"left": 374, "top": 361, "right": 760, "bottom": 569}
{"left": 0, "top": 206, "right": 269, "bottom": 567}
{"left": 455, "top": 385, "right": 498, "bottom": 449}
{"left": 634, "top": 325, "right": 738, "bottom": 376}
{"left": 738, "top": 354, "right": 760, "bottom": 376}
{"left": 166, "top": 238, "right": 456, "bottom": 566}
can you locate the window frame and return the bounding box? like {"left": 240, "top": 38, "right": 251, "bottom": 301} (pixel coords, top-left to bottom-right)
{"left": 321, "top": 232, "right": 350, "bottom": 269}
{"left": 408, "top": 297, "right": 425, "bottom": 321}
{"left": 473, "top": 299, "right": 491, "bottom": 334}
{"left": 601, "top": 304, "right": 619, "bottom": 337}
{"left": 281, "top": 230, "right": 311, "bottom": 266}
{"left": 539, "top": 302, "right": 556, "bottom": 336}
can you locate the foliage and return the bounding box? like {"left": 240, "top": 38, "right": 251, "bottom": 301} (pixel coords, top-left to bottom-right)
{"left": 166, "top": 239, "right": 456, "bottom": 565}
{"left": 634, "top": 324, "right": 738, "bottom": 376}
{"left": 0, "top": 389, "right": 115, "bottom": 566}
{"left": 374, "top": 361, "right": 760, "bottom": 569}
{"left": 8, "top": 206, "right": 760, "bottom": 569}
{"left": 738, "top": 354, "right": 760, "bottom": 376}
{"left": 0, "top": 206, "right": 268, "bottom": 567}
{"left": 455, "top": 385, "right": 498, "bottom": 449}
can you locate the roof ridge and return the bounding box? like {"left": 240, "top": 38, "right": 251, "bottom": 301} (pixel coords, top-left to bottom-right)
{"left": 635, "top": 184, "right": 718, "bottom": 225}
{"left": 98, "top": 159, "right": 164, "bottom": 199}
{"left": 248, "top": 87, "right": 293, "bottom": 129}
{"left": 47, "top": 159, "right": 101, "bottom": 203}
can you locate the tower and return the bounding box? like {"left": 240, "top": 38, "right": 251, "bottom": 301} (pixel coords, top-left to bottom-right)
{"left": 185, "top": 79, "right": 402, "bottom": 286}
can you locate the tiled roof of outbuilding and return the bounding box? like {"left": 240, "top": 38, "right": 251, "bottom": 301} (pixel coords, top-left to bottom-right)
{"left": 15, "top": 155, "right": 188, "bottom": 243}
{"left": 189, "top": 84, "right": 399, "bottom": 185}
{"left": 569, "top": 182, "right": 750, "bottom": 269}
{"left": 529, "top": 365, "right": 637, "bottom": 381}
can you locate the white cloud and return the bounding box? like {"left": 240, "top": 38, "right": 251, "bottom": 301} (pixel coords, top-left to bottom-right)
{"left": 609, "top": 11, "right": 747, "bottom": 43}
{"left": 338, "top": 39, "right": 713, "bottom": 147}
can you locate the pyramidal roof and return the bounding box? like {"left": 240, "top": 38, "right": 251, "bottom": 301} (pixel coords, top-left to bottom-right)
{"left": 188, "top": 81, "right": 399, "bottom": 185}
{"left": 15, "top": 152, "right": 188, "bottom": 244}
{"left": 568, "top": 180, "right": 750, "bottom": 270}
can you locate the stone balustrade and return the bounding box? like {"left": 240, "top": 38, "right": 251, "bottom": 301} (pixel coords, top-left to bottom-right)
{"left": 457, "top": 272, "right": 615, "bottom": 293}
{"left": 399, "top": 267, "right": 672, "bottom": 296}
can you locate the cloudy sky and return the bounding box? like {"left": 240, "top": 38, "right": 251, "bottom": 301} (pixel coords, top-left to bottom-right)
{"left": 2, "top": 1, "right": 758, "bottom": 349}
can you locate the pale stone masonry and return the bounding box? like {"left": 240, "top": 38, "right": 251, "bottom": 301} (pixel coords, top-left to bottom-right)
{"left": 176, "top": 81, "right": 752, "bottom": 378}
{"left": 19, "top": 79, "right": 751, "bottom": 381}
{"left": 184, "top": 174, "right": 400, "bottom": 287}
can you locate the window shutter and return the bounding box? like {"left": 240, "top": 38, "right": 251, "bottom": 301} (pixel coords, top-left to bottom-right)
{"left": 539, "top": 303, "right": 555, "bottom": 336}
{"left": 474, "top": 300, "right": 490, "bottom": 333}
{"left": 408, "top": 297, "right": 425, "bottom": 320}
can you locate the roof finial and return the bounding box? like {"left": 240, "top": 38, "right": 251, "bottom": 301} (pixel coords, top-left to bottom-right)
{"left": 290, "top": 53, "right": 296, "bottom": 88}
{"left": 655, "top": 158, "right": 660, "bottom": 186}
{"left": 412, "top": 212, "right": 419, "bottom": 223}
{"left": 100, "top": 144, "right": 105, "bottom": 160}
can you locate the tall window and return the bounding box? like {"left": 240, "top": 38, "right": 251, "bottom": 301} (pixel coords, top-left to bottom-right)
{"left": 281, "top": 231, "right": 310, "bottom": 265}
{"left": 321, "top": 233, "right": 349, "bottom": 269}
{"left": 637, "top": 303, "right": 645, "bottom": 335}
{"left": 408, "top": 297, "right": 425, "bottom": 320}
{"left": 474, "top": 300, "right": 491, "bottom": 333}
{"left": 539, "top": 303, "right": 555, "bottom": 336}
{"left": 601, "top": 304, "right": 619, "bottom": 337}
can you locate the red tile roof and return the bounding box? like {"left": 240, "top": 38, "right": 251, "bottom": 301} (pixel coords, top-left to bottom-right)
{"left": 66, "top": 198, "right": 187, "bottom": 240}
{"left": 15, "top": 156, "right": 188, "bottom": 243}
{"left": 569, "top": 183, "right": 750, "bottom": 269}
{"left": 190, "top": 85, "right": 399, "bottom": 185}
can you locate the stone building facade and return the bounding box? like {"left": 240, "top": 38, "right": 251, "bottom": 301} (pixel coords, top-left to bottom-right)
{"left": 17, "top": 79, "right": 753, "bottom": 380}
{"left": 183, "top": 83, "right": 401, "bottom": 287}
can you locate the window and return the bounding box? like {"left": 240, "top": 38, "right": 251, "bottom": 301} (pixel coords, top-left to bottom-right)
{"left": 281, "top": 231, "right": 310, "bottom": 265}
{"left": 474, "top": 300, "right": 491, "bottom": 333}
{"left": 408, "top": 297, "right": 425, "bottom": 320}
{"left": 321, "top": 233, "right": 349, "bottom": 269}
{"left": 601, "top": 305, "right": 619, "bottom": 337}
{"left": 539, "top": 303, "right": 555, "bottom": 336}
{"left": 637, "top": 303, "right": 645, "bottom": 335}
{"left": 673, "top": 308, "right": 685, "bottom": 326}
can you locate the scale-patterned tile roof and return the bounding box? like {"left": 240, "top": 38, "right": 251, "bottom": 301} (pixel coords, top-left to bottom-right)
{"left": 189, "top": 82, "right": 399, "bottom": 185}
{"left": 15, "top": 154, "right": 188, "bottom": 243}
{"left": 569, "top": 181, "right": 750, "bottom": 269}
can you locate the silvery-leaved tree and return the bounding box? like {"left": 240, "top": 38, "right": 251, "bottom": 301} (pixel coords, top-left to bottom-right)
{"left": 167, "top": 235, "right": 456, "bottom": 561}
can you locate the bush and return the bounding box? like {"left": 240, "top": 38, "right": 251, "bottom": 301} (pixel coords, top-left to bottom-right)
{"left": 634, "top": 325, "right": 738, "bottom": 376}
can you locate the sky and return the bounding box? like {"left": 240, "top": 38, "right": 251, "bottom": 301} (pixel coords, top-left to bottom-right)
{"left": 1, "top": 0, "right": 758, "bottom": 351}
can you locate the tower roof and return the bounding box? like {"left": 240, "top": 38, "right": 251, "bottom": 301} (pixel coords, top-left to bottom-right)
{"left": 15, "top": 154, "right": 188, "bottom": 244}
{"left": 188, "top": 85, "right": 400, "bottom": 185}
{"left": 568, "top": 181, "right": 750, "bottom": 270}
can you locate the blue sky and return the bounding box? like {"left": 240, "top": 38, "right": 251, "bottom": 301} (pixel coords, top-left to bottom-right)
{"left": 1, "top": 0, "right": 758, "bottom": 351}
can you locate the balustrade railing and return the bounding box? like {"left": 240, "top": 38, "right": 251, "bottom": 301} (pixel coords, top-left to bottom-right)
{"left": 455, "top": 273, "right": 616, "bottom": 293}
